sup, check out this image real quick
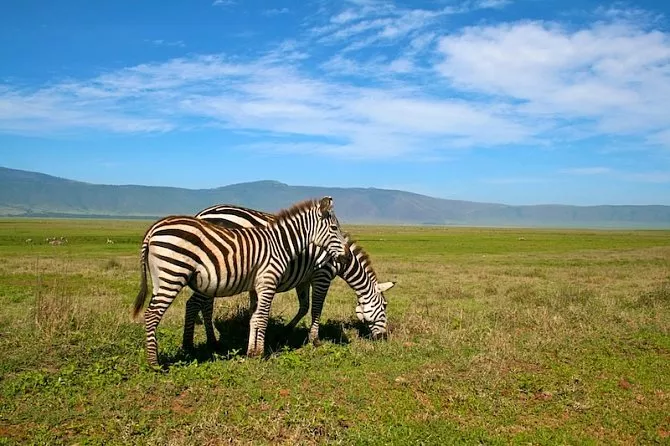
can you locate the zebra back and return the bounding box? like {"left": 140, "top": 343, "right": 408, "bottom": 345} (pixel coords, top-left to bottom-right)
{"left": 196, "top": 204, "right": 276, "bottom": 229}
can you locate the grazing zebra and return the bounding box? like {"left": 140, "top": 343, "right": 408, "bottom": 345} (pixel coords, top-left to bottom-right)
{"left": 132, "top": 197, "right": 348, "bottom": 366}
{"left": 186, "top": 203, "right": 393, "bottom": 349}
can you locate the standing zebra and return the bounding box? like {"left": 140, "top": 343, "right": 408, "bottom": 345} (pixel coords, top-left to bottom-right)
{"left": 133, "top": 197, "right": 348, "bottom": 366}
{"left": 185, "top": 203, "right": 394, "bottom": 350}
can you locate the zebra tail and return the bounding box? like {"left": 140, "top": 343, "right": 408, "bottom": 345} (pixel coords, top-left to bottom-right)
{"left": 132, "top": 241, "right": 149, "bottom": 319}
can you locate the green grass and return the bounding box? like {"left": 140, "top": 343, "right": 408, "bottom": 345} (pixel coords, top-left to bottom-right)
{"left": 0, "top": 218, "right": 669, "bottom": 445}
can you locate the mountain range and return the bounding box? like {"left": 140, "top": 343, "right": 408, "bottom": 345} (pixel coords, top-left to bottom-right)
{"left": 1, "top": 166, "right": 669, "bottom": 228}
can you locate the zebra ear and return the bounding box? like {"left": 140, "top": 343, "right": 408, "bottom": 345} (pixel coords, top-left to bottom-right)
{"left": 375, "top": 281, "right": 395, "bottom": 293}
{"left": 319, "top": 196, "right": 333, "bottom": 218}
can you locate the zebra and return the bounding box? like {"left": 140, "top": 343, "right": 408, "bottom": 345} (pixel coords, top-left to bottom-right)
{"left": 132, "top": 197, "right": 348, "bottom": 366}
{"left": 185, "top": 203, "right": 394, "bottom": 350}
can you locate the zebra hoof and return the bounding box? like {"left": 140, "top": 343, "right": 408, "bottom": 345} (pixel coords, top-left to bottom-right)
{"left": 309, "top": 337, "right": 321, "bottom": 347}
{"left": 247, "top": 347, "right": 264, "bottom": 358}
{"left": 146, "top": 361, "right": 162, "bottom": 371}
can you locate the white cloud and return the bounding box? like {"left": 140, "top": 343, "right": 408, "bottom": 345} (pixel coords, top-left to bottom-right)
{"left": 559, "top": 167, "right": 613, "bottom": 175}
{"left": 331, "top": 9, "right": 360, "bottom": 24}
{"left": 623, "top": 171, "right": 670, "bottom": 183}
{"left": 0, "top": 44, "right": 531, "bottom": 158}
{"left": 312, "top": 0, "right": 508, "bottom": 50}
{"left": 147, "top": 39, "right": 186, "bottom": 48}
{"left": 595, "top": 4, "right": 664, "bottom": 26}
{"left": 310, "top": 0, "right": 514, "bottom": 81}
{"left": 264, "top": 8, "right": 289, "bottom": 16}
{"left": 559, "top": 166, "right": 670, "bottom": 183}
{"left": 388, "top": 58, "right": 414, "bottom": 73}
{"left": 482, "top": 177, "right": 547, "bottom": 185}
{"left": 1, "top": 2, "right": 669, "bottom": 162}
{"left": 347, "top": 94, "right": 529, "bottom": 144}
{"left": 212, "top": 0, "right": 235, "bottom": 6}
{"left": 317, "top": 9, "right": 439, "bottom": 50}
{"left": 474, "top": 0, "right": 510, "bottom": 8}
{"left": 0, "top": 86, "right": 173, "bottom": 134}
{"left": 409, "top": 32, "right": 437, "bottom": 52}
{"left": 436, "top": 19, "right": 670, "bottom": 145}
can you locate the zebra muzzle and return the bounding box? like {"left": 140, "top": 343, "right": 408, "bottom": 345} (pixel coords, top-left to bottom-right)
{"left": 371, "top": 331, "right": 388, "bottom": 341}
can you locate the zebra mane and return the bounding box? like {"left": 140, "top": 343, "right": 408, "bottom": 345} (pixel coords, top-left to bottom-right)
{"left": 273, "top": 199, "right": 321, "bottom": 223}
{"left": 345, "top": 236, "right": 378, "bottom": 280}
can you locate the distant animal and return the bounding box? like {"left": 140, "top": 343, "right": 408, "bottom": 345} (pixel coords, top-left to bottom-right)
{"left": 132, "top": 197, "right": 348, "bottom": 367}
{"left": 49, "top": 239, "right": 62, "bottom": 246}
{"left": 191, "top": 203, "right": 393, "bottom": 349}
{"left": 25, "top": 238, "right": 32, "bottom": 244}
{"left": 518, "top": 236, "right": 526, "bottom": 241}
{"left": 106, "top": 239, "right": 114, "bottom": 244}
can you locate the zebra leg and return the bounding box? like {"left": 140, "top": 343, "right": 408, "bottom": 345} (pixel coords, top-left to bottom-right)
{"left": 286, "top": 283, "right": 310, "bottom": 331}
{"left": 247, "top": 284, "right": 277, "bottom": 357}
{"left": 182, "top": 293, "right": 201, "bottom": 351}
{"left": 144, "top": 292, "right": 179, "bottom": 367}
{"left": 201, "top": 296, "right": 218, "bottom": 349}
{"left": 248, "top": 289, "right": 258, "bottom": 313}
{"left": 183, "top": 292, "right": 217, "bottom": 351}
{"left": 308, "top": 274, "right": 333, "bottom": 345}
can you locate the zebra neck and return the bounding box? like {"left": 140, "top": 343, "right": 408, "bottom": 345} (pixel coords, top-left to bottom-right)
{"left": 270, "top": 217, "right": 314, "bottom": 261}
{"left": 340, "top": 251, "right": 375, "bottom": 299}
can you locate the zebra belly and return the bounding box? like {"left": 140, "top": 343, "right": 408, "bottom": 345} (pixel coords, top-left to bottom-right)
{"left": 189, "top": 263, "right": 257, "bottom": 298}
{"left": 274, "top": 248, "right": 331, "bottom": 292}
{"left": 185, "top": 248, "right": 333, "bottom": 297}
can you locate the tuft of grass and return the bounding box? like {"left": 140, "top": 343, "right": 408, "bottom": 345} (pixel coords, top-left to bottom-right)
{"left": 505, "top": 282, "right": 540, "bottom": 304}
{"left": 33, "top": 264, "right": 83, "bottom": 337}
{"left": 635, "top": 282, "right": 670, "bottom": 308}
{"left": 103, "top": 257, "right": 123, "bottom": 271}
{"left": 551, "top": 284, "right": 596, "bottom": 307}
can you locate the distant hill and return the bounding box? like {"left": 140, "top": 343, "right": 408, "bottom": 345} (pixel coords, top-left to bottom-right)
{"left": 1, "top": 166, "right": 669, "bottom": 228}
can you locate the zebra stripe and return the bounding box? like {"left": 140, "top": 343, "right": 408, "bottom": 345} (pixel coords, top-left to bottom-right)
{"left": 133, "top": 197, "right": 348, "bottom": 366}
{"left": 185, "top": 204, "right": 393, "bottom": 349}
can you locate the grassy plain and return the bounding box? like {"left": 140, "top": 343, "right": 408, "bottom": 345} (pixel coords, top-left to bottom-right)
{"left": 0, "top": 218, "right": 669, "bottom": 445}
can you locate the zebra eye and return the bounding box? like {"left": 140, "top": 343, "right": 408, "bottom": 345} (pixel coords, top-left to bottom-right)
{"left": 330, "top": 225, "right": 338, "bottom": 230}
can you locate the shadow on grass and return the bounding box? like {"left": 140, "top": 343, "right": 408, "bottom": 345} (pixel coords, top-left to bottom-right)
{"left": 159, "top": 308, "right": 362, "bottom": 368}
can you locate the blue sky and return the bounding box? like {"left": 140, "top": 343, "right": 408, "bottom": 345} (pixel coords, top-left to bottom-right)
{"left": 1, "top": 0, "right": 669, "bottom": 206}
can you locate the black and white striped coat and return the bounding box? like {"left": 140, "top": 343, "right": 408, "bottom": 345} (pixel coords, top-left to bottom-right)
{"left": 186, "top": 203, "right": 394, "bottom": 348}
{"left": 133, "top": 197, "right": 348, "bottom": 366}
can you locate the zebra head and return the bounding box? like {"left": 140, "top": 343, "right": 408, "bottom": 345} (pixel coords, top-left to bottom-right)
{"left": 312, "top": 196, "right": 349, "bottom": 263}
{"left": 355, "top": 281, "right": 395, "bottom": 339}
